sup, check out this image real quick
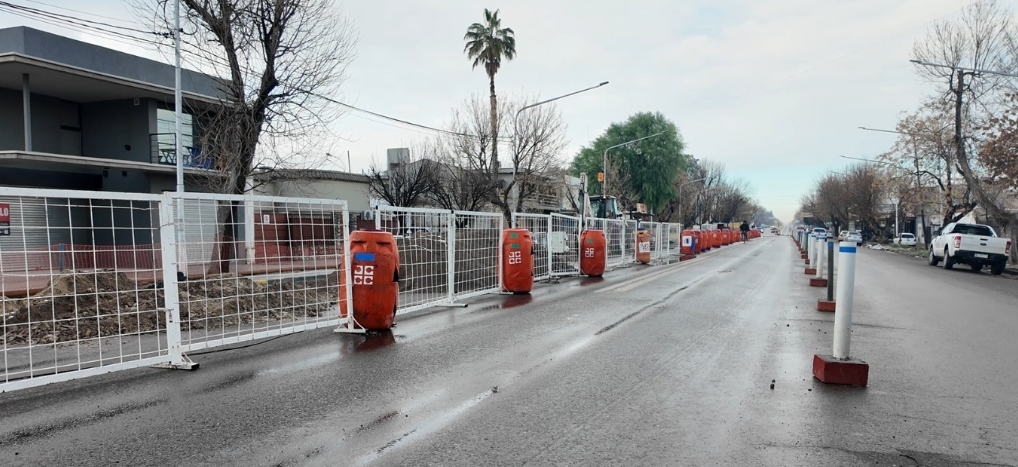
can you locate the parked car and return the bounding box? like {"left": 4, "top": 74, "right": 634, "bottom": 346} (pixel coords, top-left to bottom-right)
{"left": 894, "top": 233, "right": 917, "bottom": 247}
{"left": 928, "top": 222, "right": 1011, "bottom": 275}
{"left": 844, "top": 231, "right": 863, "bottom": 246}
{"left": 811, "top": 227, "right": 827, "bottom": 238}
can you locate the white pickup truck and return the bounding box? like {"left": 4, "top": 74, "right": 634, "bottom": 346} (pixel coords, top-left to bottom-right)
{"left": 928, "top": 222, "right": 1012, "bottom": 275}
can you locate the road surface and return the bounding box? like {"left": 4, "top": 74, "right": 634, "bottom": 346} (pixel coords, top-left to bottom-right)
{"left": 1, "top": 235, "right": 1016, "bottom": 466}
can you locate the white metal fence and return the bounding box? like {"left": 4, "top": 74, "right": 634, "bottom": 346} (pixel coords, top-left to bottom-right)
{"left": 3, "top": 184, "right": 693, "bottom": 393}
{"left": 173, "top": 193, "right": 349, "bottom": 352}
{"left": 551, "top": 213, "right": 581, "bottom": 277}
{"left": 1, "top": 187, "right": 350, "bottom": 392}
{"left": 375, "top": 206, "right": 503, "bottom": 315}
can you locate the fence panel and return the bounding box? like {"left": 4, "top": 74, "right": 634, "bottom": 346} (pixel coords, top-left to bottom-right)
{"left": 173, "top": 193, "right": 348, "bottom": 352}
{"left": 605, "top": 219, "right": 626, "bottom": 267}
{"left": 667, "top": 224, "right": 682, "bottom": 257}
{"left": 1, "top": 187, "right": 172, "bottom": 392}
{"left": 550, "top": 213, "right": 581, "bottom": 276}
{"left": 512, "top": 213, "right": 551, "bottom": 281}
{"left": 625, "top": 220, "right": 639, "bottom": 264}
{"left": 453, "top": 211, "right": 503, "bottom": 300}
{"left": 375, "top": 206, "right": 451, "bottom": 314}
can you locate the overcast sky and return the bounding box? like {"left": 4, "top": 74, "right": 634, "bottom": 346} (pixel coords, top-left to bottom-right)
{"left": 1, "top": 0, "right": 973, "bottom": 222}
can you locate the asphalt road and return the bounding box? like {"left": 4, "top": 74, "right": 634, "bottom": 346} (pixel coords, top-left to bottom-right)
{"left": 1, "top": 235, "right": 1016, "bottom": 466}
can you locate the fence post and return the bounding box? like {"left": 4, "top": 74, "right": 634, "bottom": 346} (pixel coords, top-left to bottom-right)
{"left": 447, "top": 210, "right": 456, "bottom": 302}
{"left": 154, "top": 194, "right": 197, "bottom": 370}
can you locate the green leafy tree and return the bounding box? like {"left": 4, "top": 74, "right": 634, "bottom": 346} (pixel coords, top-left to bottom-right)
{"left": 570, "top": 112, "right": 687, "bottom": 214}
{"left": 463, "top": 8, "right": 516, "bottom": 171}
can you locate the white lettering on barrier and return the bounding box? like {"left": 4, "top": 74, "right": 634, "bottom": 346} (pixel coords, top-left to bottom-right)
{"left": 353, "top": 264, "right": 375, "bottom": 285}
{"left": 682, "top": 236, "right": 692, "bottom": 246}
{"left": 584, "top": 247, "right": 595, "bottom": 258}
{"left": 508, "top": 250, "right": 522, "bottom": 265}
{"left": 638, "top": 242, "right": 651, "bottom": 253}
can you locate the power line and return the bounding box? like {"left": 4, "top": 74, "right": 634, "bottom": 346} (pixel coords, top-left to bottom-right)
{"left": 0, "top": 1, "right": 165, "bottom": 39}
{"left": 6, "top": 0, "right": 487, "bottom": 141}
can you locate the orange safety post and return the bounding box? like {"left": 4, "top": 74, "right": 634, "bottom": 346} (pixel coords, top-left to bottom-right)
{"left": 580, "top": 229, "right": 607, "bottom": 276}
{"left": 346, "top": 229, "right": 400, "bottom": 331}
{"left": 636, "top": 228, "right": 652, "bottom": 264}
{"left": 502, "top": 229, "right": 534, "bottom": 293}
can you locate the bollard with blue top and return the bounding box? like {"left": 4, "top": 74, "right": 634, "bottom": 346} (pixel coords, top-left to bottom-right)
{"left": 813, "top": 241, "right": 869, "bottom": 386}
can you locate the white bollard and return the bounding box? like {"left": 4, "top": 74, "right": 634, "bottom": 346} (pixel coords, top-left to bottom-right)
{"left": 832, "top": 241, "right": 858, "bottom": 360}
{"left": 815, "top": 235, "right": 825, "bottom": 279}
{"left": 810, "top": 234, "right": 819, "bottom": 265}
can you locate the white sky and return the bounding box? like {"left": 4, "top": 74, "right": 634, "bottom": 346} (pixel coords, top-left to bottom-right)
{"left": 1, "top": 0, "right": 974, "bottom": 222}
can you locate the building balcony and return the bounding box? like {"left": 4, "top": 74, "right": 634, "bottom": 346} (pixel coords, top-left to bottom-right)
{"left": 150, "top": 133, "right": 213, "bottom": 170}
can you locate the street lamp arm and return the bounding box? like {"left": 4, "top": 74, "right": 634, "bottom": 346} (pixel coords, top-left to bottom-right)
{"left": 911, "top": 59, "right": 1018, "bottom": 78}
{"left": 601, "top": 131, "right": 667, "bottom": 195}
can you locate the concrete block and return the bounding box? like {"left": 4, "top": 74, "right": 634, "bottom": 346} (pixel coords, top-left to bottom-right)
{"left": 804, "top": 268, "right": 817, "bottom": 275}
{"left": 817, "top": 300, "right": 836, "bottom": 312}
{"left": 813, "top": 354, "right": 868, "bottom": 386}
{"left": 809, "top": 278, "right": 828, "bottom": 287}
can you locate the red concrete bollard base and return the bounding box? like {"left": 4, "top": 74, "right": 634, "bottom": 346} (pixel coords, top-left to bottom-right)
{"left": 809, "top": 278, "right": 828, "bottom": 287}
{"left": 680, "top": 255, "right": 696, "bottom": 261}
{"left": 817, "top": 300, "right": 836, "bottom": 312}
{"left": 813, "top": 354, "right": 869, "bottom": 386}
{"left": 804, "top": 268, "right": 817, "bottom": 275}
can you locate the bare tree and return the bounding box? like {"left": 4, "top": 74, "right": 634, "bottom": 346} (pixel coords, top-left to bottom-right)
{"left": 912, "top": 0, "right": 1018, "bottom": 261}
{"left": 134, "top": 0, "right": 356, "bottom": 273}
{"left": 883, "top": 104, "right": 976, "bottom": 224}
{"left": 366, "top": 142, "right": 445, "bottom": 208}
{"left": 439, "top": 94, "right": 568, "bottom": 222}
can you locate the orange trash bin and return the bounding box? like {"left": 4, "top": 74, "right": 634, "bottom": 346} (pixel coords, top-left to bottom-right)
{"left": 636, "top": 228, "right": 651, "bottom": 264}
{"left": 346, "top": 229, "right": 400, "bottom": 331}
{"left": 580, "top": 229, "right": 607, "bottom": 276}
{"left": 501, "top": 229, "right": 534, "bottom": 293}
{"left": 681, "top": 230, "right": 696, "bottom": 255}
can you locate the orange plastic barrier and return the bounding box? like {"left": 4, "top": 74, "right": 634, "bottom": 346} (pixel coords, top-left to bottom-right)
{"left": 699, "top": 230, "right": 709, "bottom": 252}
{"left": 681, "top": 230, "right": 696, "bottom": 255}
{"left": 580, "top": 229, "right": 607, "bottom": 276}
{"left": 502, "top": 229, "right": 534, "bottom": 293}
{"left": 712, "top": 229, "right": 721, "bottom": 248}
{"left": 722, "top": 228, "right": 732, "bottom": 245}
{"left": 636, "top": 228, "right": 651, "bottom": 264}
{"left": 346, "top": 230, "right": 400, "bottom": 331}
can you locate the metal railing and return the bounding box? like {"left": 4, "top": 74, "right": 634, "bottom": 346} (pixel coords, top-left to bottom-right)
{"left": 149, "top": 133, "right": 213, "bottom": 169}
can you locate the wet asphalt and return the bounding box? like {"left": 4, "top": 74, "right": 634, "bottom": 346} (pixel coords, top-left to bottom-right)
{"left": 1, "top": 235, "right": 1016, "bottom": 466}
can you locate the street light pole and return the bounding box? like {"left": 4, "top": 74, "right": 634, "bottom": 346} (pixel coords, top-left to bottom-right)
{"left": 677, "top": 178, "right": 705, "bottom": 229}
{"left": 510, "top": 81, "right": 608, "bottom": 211}
{"left": 602, "top": 131, "right": 666, "bottom": 196}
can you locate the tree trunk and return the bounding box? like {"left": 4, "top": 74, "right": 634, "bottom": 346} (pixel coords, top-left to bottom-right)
{"left": 489, "top": 74, "right": 498, "bottom": 171}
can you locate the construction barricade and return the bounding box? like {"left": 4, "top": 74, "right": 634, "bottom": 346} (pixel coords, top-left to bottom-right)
{"left": 579, "top": 229, "right": 607, "bottom": 277}
{"left": 501, "top": 229, "right": 534, "bottom": 293}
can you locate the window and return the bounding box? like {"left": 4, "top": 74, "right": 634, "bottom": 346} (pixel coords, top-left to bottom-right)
{"left": 156, "top": 108, "right": 194, "bottom": 151}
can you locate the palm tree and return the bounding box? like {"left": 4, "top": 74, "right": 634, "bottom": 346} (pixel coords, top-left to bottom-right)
{"left": 463, "top": 8, "right": 516, "bottom": 171}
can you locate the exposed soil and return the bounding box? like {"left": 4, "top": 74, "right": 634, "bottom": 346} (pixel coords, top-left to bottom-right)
{"left": 1, "top": 270, "right": 337, "bottom": 347}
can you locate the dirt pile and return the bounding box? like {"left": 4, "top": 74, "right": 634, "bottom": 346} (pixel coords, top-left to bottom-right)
{"left": 1, "top": 270, "right": 337, "bottom": 346}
